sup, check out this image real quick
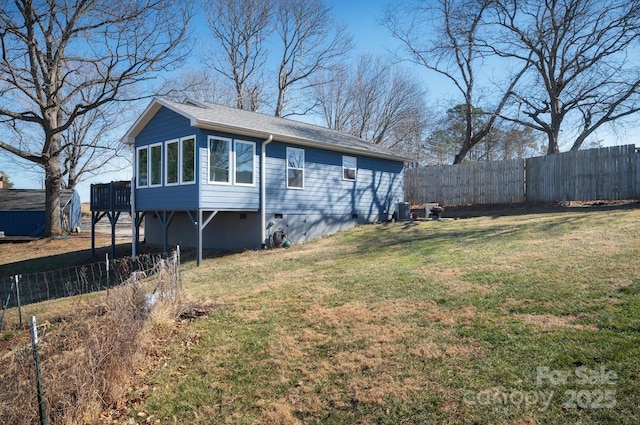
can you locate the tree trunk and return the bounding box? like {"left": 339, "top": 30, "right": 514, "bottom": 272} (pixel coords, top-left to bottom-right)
{"left": 453, "top": 143, "right": 471, "bottom": 164}
{"left": 44, "top": 133, "right": 63, "bottom": 237}
{"left": 546, "top": 130, "right": 560, "bottom": 154}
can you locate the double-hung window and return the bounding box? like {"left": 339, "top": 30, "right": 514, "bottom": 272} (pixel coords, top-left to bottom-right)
{"left": 136, "top": 146, "right": 148, "bottom": 187}
{"left": 287, "top": 147, "right": 304, "bottom": 189}
{"left": 149, "top": 143, "right": 163, "bottom": 187}
{"left": 138, "top": 135, "right": 195, "bottom": 188}
{"left": 208, "top": 137, "right": 256, "bottom": 185}
{"left": 208, "top": 137, "right": 231, "bottom": 184}
{"left": 165, "top": 139, "right": 179, "bottom": 186}
{"left": 235, "top": 140, "right": 255, "bottom": 185}
{"left": 181, "top": 137, "right": 195, "bottom": 184}
{"left": 343, "top": 155, "right": 357, "bottom": 181}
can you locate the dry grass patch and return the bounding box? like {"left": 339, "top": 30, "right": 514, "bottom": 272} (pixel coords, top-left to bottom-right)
{"left": 427, "top": 305, "right": 484, "bottom": 326}
{"left": 423, "top": 267, "right": 504, "bottom": 295}
{"left": 514, "top": 313, "right": 599, "bottom": 331}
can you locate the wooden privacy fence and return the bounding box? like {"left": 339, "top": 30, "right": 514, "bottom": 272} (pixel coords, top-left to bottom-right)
{"left": 405, "top": 144, "right": 640, "bottom": 206}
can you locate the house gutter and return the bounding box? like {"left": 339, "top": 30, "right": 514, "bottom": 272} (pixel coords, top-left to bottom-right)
{"left": 131, "top": 144, "right": 137, "bottom": 258}
{"left": 261, "top": 134, "right": 273, "bottom": 248}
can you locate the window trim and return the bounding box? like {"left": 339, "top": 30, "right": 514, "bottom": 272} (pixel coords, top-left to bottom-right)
{"left": 148, "top": 142, "right": 163, "bottom": 188}
{"left": 342, "top": 155, "right": 357, "bottom": 181}
{"left": 208, "top": 136, "right": 232, "bottom": 185}
{"left": 136, "top": 146, "right": 149, "bottom": 188}
{"left": 180, "top": 136, "right": 196, "bottom": 185}
{"left": 165, "top": 139, "right": 179, "bottom": 186}
{"left": 286, "top": 147, "right": 305, "bottom": 189}
{"left": 234, "top": 139, "right": 256, "bottom": 186}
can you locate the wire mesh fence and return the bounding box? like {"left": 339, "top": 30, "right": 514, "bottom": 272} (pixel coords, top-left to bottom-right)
{"left": 0, "top": 249, "right": 181, "bottom": 330}
{"left": 0, "top": 248, "right": 184, "bottom": 425}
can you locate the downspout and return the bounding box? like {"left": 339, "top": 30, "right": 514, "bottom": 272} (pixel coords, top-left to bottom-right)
{"left": 261, "top": 134, "right": 273, "bottom": 248}
{"left": 130, "top": 144, "right": 137, "bottom": 258}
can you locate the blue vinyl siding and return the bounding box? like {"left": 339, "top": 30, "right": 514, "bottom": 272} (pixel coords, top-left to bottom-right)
{"left": 134, "top": 107, "right": 199, "bottom": 210}
{"left": 199, "top": 132, "right": 261, "bottom": 211}
{"left": 132, "top": 105, "right": 405, "bottom": 249}
{"left": 265, "top": 142, "right": 403, "bottom": 218}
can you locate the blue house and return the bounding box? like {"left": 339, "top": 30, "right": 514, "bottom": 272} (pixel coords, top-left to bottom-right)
{"left": 122, "top": 98, "right": 407, "bottom": 264}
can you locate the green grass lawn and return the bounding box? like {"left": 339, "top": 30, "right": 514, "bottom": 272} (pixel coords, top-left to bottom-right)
{"left": 136, "top": 206, "right": 640, "bottom": 424}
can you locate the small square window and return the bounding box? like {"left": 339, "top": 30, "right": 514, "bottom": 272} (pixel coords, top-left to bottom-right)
{"left": 343, "top": 155, "right": 357, "bottom": 181}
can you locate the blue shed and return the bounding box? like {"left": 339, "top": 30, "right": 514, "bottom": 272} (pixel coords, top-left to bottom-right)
{"left": 0, "top": 189, "right": 81, "bottom": 238}
{"left": 121, "top": 98, "right": 408, "bottom": 264}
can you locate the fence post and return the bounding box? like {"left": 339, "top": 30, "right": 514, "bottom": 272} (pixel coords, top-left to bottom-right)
{"left": 176, "top": 245, "right": 181, "bottom": 290}
{"left": 30, "top": 316, "right": 47, "bottom": 425}
{"left": 15, "top": 275, "right": 22, "bottom": 328}
{"left": 105, "top": 253, "right": 110, "bottom": 290}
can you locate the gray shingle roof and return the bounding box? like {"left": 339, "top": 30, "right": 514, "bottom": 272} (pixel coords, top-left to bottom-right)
{"left": 124, "top": 98, "right": 409, "bottom": 162}
{"left": 0, "top": 189, "right": 76, "bottom": 211}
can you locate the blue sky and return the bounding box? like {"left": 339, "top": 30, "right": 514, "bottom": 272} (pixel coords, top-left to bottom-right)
{"left": 1, "top": 0, "right": 407, "bottom": 200}
{"left": 1, "top": 0, "right": 638, "bottom": 201}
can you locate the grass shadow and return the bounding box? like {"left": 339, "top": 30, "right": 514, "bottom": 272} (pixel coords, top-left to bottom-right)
{"left": 441, "top": 200, "right": 640, "bottom": 219}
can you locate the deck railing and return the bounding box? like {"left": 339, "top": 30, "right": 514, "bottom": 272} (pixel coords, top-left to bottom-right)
{"left": 90, "top": 181, "right": 131, "bottom": 211}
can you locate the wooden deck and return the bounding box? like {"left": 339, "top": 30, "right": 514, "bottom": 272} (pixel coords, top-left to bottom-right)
{"left": 89, "top": 181, "right": 136, "bottom": 258}
{"left": 90, "top": 181, "right": 131, "bottom": 212}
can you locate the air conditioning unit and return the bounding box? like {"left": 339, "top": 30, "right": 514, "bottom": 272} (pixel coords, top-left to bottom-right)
{"left": 396, "top": 202, "right": 411, "bottom": 221}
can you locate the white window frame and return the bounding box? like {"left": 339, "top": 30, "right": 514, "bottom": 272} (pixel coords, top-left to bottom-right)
{"left": 136, "top": 146, "right": 149, "bottom": 188}
{"left": 180, "top": 136, "right": 196, "bottom": 185}
{"left": 342, "top": 155, "right": 357, "bottom": 181}
{"left": 148, "top": 142, "right": 163, "bottom": 188}
{"left": 208, "top": 136, "right": 232, "bottom": 185}
{"left": 165, "top": 139, "right": 180, "bottom": 186}
{"left": 234, "top": 140, "right": 256, "bottom": 186}
{"left": 286, "top": 147, "right": 305, "bottom": 189}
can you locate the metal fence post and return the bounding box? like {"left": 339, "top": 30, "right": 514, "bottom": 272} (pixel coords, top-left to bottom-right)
{"left": 105, "top": 253, "right": 110, "bottom": 290}
{"left": 30, "top": 316, "right": 47, "bottom": 425}
{"left": 15, "top": 275, "right": 22, "bottom": 327}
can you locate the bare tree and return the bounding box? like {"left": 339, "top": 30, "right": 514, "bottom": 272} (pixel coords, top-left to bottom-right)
{"left": 0, "top": 0, "right": 192, "bottom": 236}
{"left": 493, "top": 0, "right": 640, "bottom": 154}
{"left": 312, "top": 65, "right": 354, "bottom": 132}
{"left": 349, "top": 55, "right": 429, "bottom": 148}
{"left": 61, "top": 102, "right": 128, "bottom": 190}
{"left": 202, "top": 0, "right": 273, "bottom": 111}
{"left": 274, "top": 0, "right": 352, "bottom": 117}
{"left": 312, "top": 54, "right": 431, "bottom": 159}
{"left": 384, "top": 0, "right": 529, "bottom": 164}
{"left": 162, "top": 68, "right": 237, "bottom": 106}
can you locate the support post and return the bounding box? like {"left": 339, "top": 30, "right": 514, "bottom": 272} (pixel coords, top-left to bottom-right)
{"left": 91, "top": 210, "right": 96, "bottom": 256}
{"left": 197, "top": 209, "right": 203, "bottom": 266}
